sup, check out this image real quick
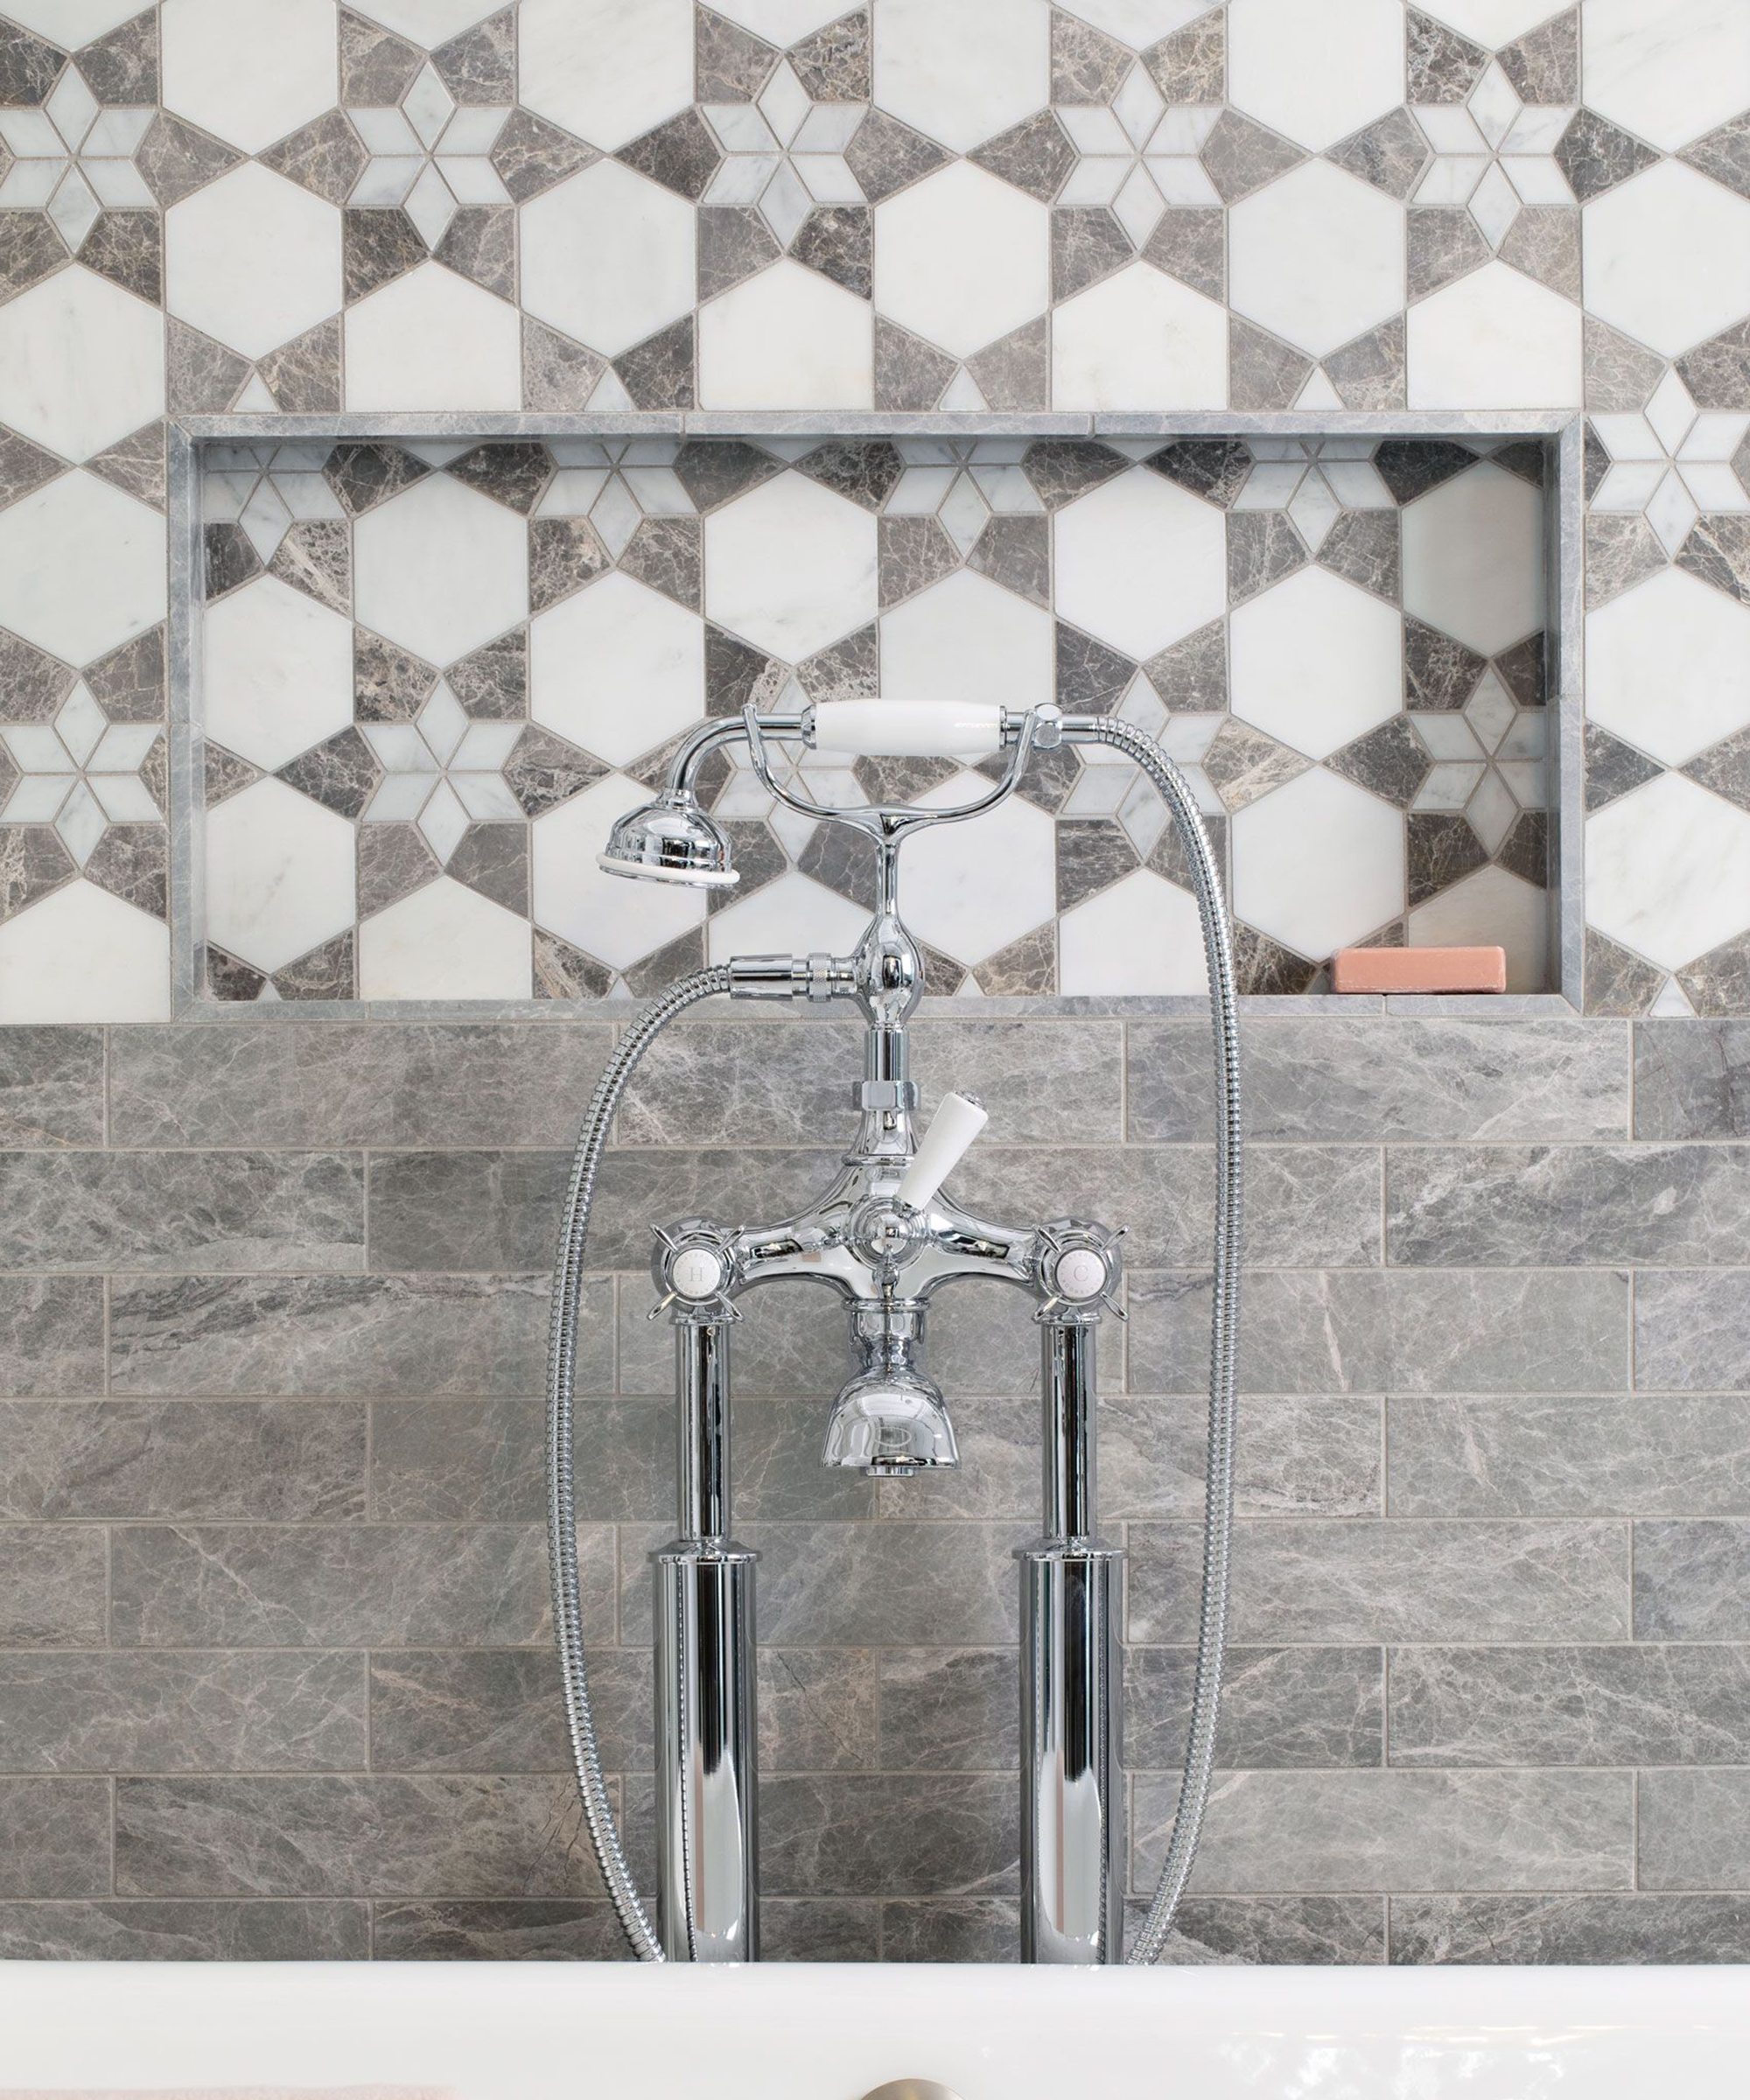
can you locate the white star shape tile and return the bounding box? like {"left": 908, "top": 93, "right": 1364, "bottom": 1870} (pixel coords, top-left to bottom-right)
{"left": 0, "top": 60, "right": 155, "bottom": 252}
{"left": 360, "top": 680, "right": 522, "bottom": 865}
{"left": 0, "top": 681, "right": 160, "bottom": 867}
{"left": 348, "top": 65, "right": 512, "bottom": 248}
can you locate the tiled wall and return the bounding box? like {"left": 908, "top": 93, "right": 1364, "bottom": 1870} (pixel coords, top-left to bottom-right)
{"left": 5, "top": 1008, "right": 1750, "bottom": 1964}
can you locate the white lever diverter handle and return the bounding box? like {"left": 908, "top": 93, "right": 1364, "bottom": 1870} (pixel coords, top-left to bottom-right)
{"left": 810, "top": 700, "right": 1005, "bottom": 757}
{"left": 897, "top": 1091, "right": 989, "bottom": 1212}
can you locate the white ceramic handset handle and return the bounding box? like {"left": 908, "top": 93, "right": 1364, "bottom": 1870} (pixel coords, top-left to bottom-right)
{"left": 897, "top": 1092, "right": 989, "bottom": 1213}
{"left": 810, "top": 700, "right": 1005, "bottom": 757}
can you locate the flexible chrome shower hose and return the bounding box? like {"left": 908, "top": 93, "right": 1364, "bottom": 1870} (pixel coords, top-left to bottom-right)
{"left": 545, "top": 727, "right": 1240, "bottom": 1967}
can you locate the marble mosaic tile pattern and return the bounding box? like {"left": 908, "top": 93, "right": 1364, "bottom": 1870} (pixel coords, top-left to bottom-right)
{"left": 196, "top": 431, "right": 1551, "bottom": 999}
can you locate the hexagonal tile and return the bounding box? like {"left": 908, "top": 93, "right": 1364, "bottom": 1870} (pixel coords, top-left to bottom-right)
{"left": 1051, "top": 262, "right": 1228, "bottom": 410}
{"left": 0, "top": 472, "right": 164, "bottom": 667}
{"left": 899, "top": 776, "right": 1056, "bottom": 964}
{"left": 358, "top": 874, "right": 533, "bottom": 1001}
{"left": 207, "top": 777, "right": 354, "bottom": 974}
{"left": 519, "top": 0, "right": 693, "bottom": 153}
{"left": 530, "top": 572, "right": 704, "bottom": 766}
{"left": 1413, "top": 0, "right": 1573, "bottom": 38}
{"left": 698, "top": 260, "right": 874, "bottom": 411}
{"left": 353, "top": 0, "right": 504, "bottom": 40}
{"left": 1231, "top": 567, "right": 1403, "bottom": 760}
{"left": 1587, "top": 772, "right": 1750, "bottom": 971}
{"left": 873, "top": 0, "right": 1049, "bottom": 154}
{"left": 0, "top": 877, "right": 169, "bottom": 1023}
{"left": 1584, "top": 0, "right": 1750, "bottom": 155}
{"left": 521, "top": 159, "right": 696, "bottom": 361}
{"left": 165, "top": 164, "right": 341, "bottom": 363}
{"left": 704, "top": 471, "right": 877, "bottom": 662}
{"left": 1060, "top": 0, "right": 1210, "bottom": 38}
{"left": 1587, "top": 567, "right": 1750, "bottom": 768}
{"left": 878, "top": 569, "right": 1054, "bottom": 712}
{"left": 1228, "top": 0, "right": 1404, "bottom": 152}
{"left": 1409, "top": 861, "right": 1549, "bottom": 993}
{"left": 1233, "top": 766, "right": 1404, "bottom": 956}
{"left": 1056, "top": 467, "right": 1226, "bottom": 661}
{"left": 345, "top": 262, "right": 522, "bottom": 412}
{"left": 354, "top": 472, "right": 528, "bottom": 669}
{"left": 1402, "top": 461, "right": 1545, "bottom": 658}
{"left": 3, "top": 0, "right": 150, "bottom": 39}
{"left": 706, "top": 866, "right": 872, "bottom": 964}
{"left": 1406, "top": 260, "right": 1581, "bottom": 410}
{"left": 874, "top": 161, "right": 1049, "bottom": 360}
{"left": 1228, "top": 161, "right": 1404, "bottom": 360}
{"left": 204, "top": 576, "right": 354, "bottom": 773}
{"left": 162, "top": 0, "right": 337, "bottom": 156}
{"left": 1059, "top": 866, "right": 1209, "bottom": 995}
{"left": 0, "top": 269, "right": 163, "bottom": 466}
{"left": 532, "top": 772, "right": 704, "bottom": 970}
{"left": 1584, "top": 163, "right": 1750, "bottom": 360}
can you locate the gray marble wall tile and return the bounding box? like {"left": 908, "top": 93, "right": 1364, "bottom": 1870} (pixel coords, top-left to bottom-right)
{"left": 0, "top": 1651, "right": 367, "bottom": 1772}
{"left": 108, "top": 1023, "right": 618, "bottom": 1148}
{"left": 1127, "top": 1645, "right": 1383, "bottom": 1770}
{"left": 1634, "top": 1522, "right": 1750, "bottom": 1639}
{"left": 0, "top": 1900, "right": 370, "bottom": 1962}
{"left": 0, "top": 1027, "right": 104, "bottom": 1146}
{"left": 1390, "top": 1645, "right": 1750, "bottom": 1766}
{"left": 1129, "top": 1268, "right": 1629, "bottom": 1393}
{"left": 1104, "top": 1394, "right": 1382, "bottom": 1520}
{"left": 1635, "top": 1272, "right": 1750, "bottom": 1392}
{"left": 368, "top": 1646, "right": 634, "bottom": 1774}
{"left": 1633, "top": 1021, "right": 1750, "bottom": 1140}
{"left": 760, "top": 1773, "right": 1016, "bottom": 1898}
{"left": 759, "top": 1900, "right": 880, "bottom": 1963}
{"left": 368, "top": 1397, "right": 545, "bottom": 1522}
{"left": 879, "top": 1899, "right": 1018, "bottom": 1963}
{"left": 0, "top": 1779, "right": 112, "bottom": 1896}
{"left": 1639, "top": 1770, "right": 1750, "bottom": 1891}
{"left": 369, "top": 1900, "right": 629, "bottom": 1962}
{"left": 1129, "top": 1018, "right": 1631, "bottom": 1143}
{"left": 115, "top": 1774, "right": 603, "bottom": 1898}
{"left": 1133, "top": 1769, "right": 1633, "bottom": 1893}
{"left": 0, "top": 1400, "right": 366, "bottom": 1520}
{"left": 1385, "top": 1144, "right": 1750, "bottom": 1267}
{"left": 0, "top": 1151, "right": 366, "bottom": 1273}
{"left": 878, "top": 1648, "right": 1018, "bottom": 1773}
{"left": 1137, "top": 1896, "right": 1386, "bottom": 1966}
{"left": 108, "top": 1272, "right": 564, "bottom": 1396}
{"left": 0, "top": 1525, "right": 108, "bottom": 1645}
{"left": 1390, "top": 1894, "right": 1750, "bottom": 1965}
{"left": 1127, "top": 1520, "right": 1629, "bottom": 1643}
{"left": 1388, "top": 1396, "right": 1750, "bottom": 1516}
{"left": 0, "top": 1275, "right": 105, "bottom": 1396}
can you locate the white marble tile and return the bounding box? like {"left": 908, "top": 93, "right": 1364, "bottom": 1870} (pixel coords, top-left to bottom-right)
{"left": 1422, "top": 0, "right": 1578, "bottom": 38}
{"left": 1409, "top": 860, "right": 1550, "bottom": 991}
{"left": 1586, "top": 773, "right": 1750, "bottom": 971}
{"left": 529, "top": 570, "right": 704, "bottom": 766}
{"left": 531, "top": 773, "right": 704, "bottom": 971}
{"left": 203, "top": 575, "right": 353, "bottom": 772}
{"left": 1228, "top": 0, "right": 1404, "bottom": 151}
{"left": 206, "top": 778, "right": 356, "bottom": 975}
{"left": 1406, "top": 260, "right": 1581, "bottom": 410}
{"left": 1586, "top": 567, "right": 1750, "bottom": 767}
{"left": 166, "top": 164, "right": 342, "bottom": 362}
{"left": 1233, "top": 766, "right": 1404, "bottom": 958}
{"left": 703, "top": 469, "right": 877, "bottom": 662}
{"left": 874, "top": 161, "right": 1049, "bottom": 360}
{"left": 873, "top": 0, "right": 1049, "bottom": 154}
{"left": 878, "top": 568, "right": 1053, "bottom": 711}
{"left": 1230, "top": 566, "right": 1403, "bottom": 760}
{"left": 0, "top": 266, "right": 162, "bottom": 465}
{"left": 344, "top": 262, "right": 522, "bottom": 412}
{"left": 358, "top": 874, "right": 534, "bottom": 1001}
{"left": 354, "top": 469, "right": 528, "bottom": 669}
{"left": 1582, "top": 0, "right": 1750, "bottom": 153}
{"left": 1228, "top": 161, "right": 1405, "bottom": 359}
{"left": 1052, "top": 262, "right": 1228, "bottom": 410}
{"left": 697, "top": 259, "right": 873, "bottom": 410}
{"left": 1059, "top": 867, "right": 1209, "bottom": 995}
{"left": 1057, "top": 0, "right": 1208, "bottom": 40}
{"left": 521, "top": 159, "right": 696, "bottom": 360}
{"left": 1402, "top": 460, "right": 1545, "bottom": 658}
{"left": 519, "top": 0, "right": 694, "bottom": 153}
{"left": 0, "top": 471, "right": 163, "bottom": 668}
{"left": 0, "top": 878, "right": 169, "bottom": 1022}
{"left": 3, "top": 0, "right": 151, "bottom": 38}
{"left": 705, "top": 867, "right": 872, "bottom": 964}
{"left": 1584, "top": 162, "right": 1750, "bottom": 360}
{"left": 1054, "top": 466, "right": 1226, "bottom": 660}
{"left": 353, "top": 0, "right": 506, "bottom": 40}
{"left": 900, "top": 781, "right": 1056, "bottom": 964}
{"left": 161, "top": 0, "right": 337, "bottom": 155}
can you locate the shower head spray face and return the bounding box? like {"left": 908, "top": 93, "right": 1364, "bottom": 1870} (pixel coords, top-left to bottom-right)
{"left": 597, "top": 788, "right": 738, "bottom": 888}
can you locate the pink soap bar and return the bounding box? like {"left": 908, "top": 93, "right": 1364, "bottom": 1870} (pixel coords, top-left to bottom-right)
{"left": 1332, "top": 945, "right": 1507, "bottom": 994}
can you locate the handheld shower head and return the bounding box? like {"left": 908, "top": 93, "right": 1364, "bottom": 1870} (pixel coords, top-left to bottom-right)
{"left": 597, "top": 788, "right": 738, "bottom": 889}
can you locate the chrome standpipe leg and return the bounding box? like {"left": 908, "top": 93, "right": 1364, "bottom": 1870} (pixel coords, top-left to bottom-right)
{"left": 1018, "top": 1318, "right": 1124, "bottom": 1964}
{"left": 654, "top": 1317, "right": 759, "bottom": 1962}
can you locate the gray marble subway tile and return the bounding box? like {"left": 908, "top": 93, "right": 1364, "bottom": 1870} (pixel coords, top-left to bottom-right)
{"left": 1640, "top": 1770, "right": 1750, "bottom": 1890}
{"left": 0, "top": 1151, "right": 366, "bottom": 1273}
{"left": 1390, "top": 1644, "right": 1750, "bottom": 1766}
{"left": 879, "top": 1899, "right": 1018, "bottom": 1962}
{"left": 0, "top": 1027, "right": 104, "bottom": 1145}
{"left": 0, "top": 1651, "right": 367, "bottom": 1772}
{"left": 1127, "top": 1646, "right": 1383, "bottom": 1769}
{"left": 1635, "top": 1272, "right": 1750, "bottom": 1390}
{"left": 0, "top": 1276, "right": 105, "bottom": 1396}
{"left": 1389, "top": 1395, "right": 1750, "bottom": 1516}
{"left": 108, "top": 1272, "right": 563, "bottom": 1396}
{"left": 0, "top": 1400, "right": 366, "bottom": 1520}
{"left": 760, "top": 1898, "right": 881, "bottom": 1962}
{"left": 368, "top": 1396, "right": 547, "bottom": 1522}
{"left": 1128, "top": 1016, "right": 1630, "bottom": 1142}
{"left": 0, "top": 1780, "right": 112, "bottom": 1896}
{"left": 108, "top": 1522, "right": 571, "bottom": 1648}
{"left": 1385, "top": 1144, "right": 1750, "bottom": 1267}
{"left": 1390, "top": 1894, "right": 1750, "bottom": 1964}
{"left": 618, "top": 1276, "right": 855, "bottom": 1396}
{"left": 1634, "top": 1020, "right": 1750, "bottom": 1139}
{"left": 760, "top": 1648, "right": 879, "bottom": 1774}
{"left": 0, "top": 1899, "right": 370, "bottom": 1961}
{"left": 614, "top": 1018, "right": 861, "bottom": 1146}
{"left": 0, "top": 1526, "right": 108, "bottom": 1645}
{"left": 370, "top": 1899, "right": 628, "bottom": 1961}
{"left": 1634, "top": 1521, "right": 1750, "bottom": 1638}
{"left": 1144, "top": 1895, "right": 1387, "bottom": 1965}
{"left": 1133, "top": 1768, "right": 1633, "bottom": 1893}
{"left": 1127, "top": 1520, "right": 1629, "bottom": 1642}
{"left": 879, "top": 1648, "right": 1018, "bottom": 1773}
{"left": 109, "top": 1022, "right": 618, "bottom": 1148}
{"left": 1128, "top": 1268, "right": 1629, "bottom": 1394}
{"left": 116, "top": 1774, "right": 604, "bottom": 1898}
{"left": 761, "top": 1773, "right": 1016, "bottom": 1897}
